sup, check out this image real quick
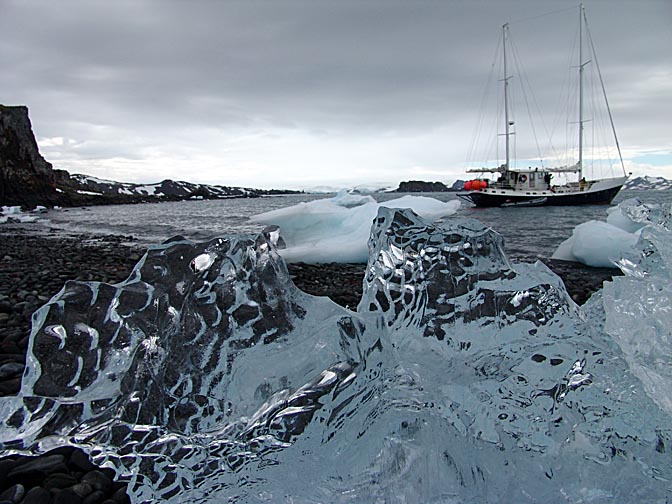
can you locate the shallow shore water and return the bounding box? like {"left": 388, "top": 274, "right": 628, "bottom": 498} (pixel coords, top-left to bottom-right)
{"left": 0, "top": 223, "right": 621, "bottom": 503}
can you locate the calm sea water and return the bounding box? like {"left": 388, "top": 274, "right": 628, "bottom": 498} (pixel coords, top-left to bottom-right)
{"left": 42, "top": 190, "right": 671, "bottom": 261}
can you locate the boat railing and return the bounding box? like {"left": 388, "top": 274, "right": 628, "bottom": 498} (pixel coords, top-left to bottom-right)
{"left": 490, "top": 182, "right": 515, "bottom": 190}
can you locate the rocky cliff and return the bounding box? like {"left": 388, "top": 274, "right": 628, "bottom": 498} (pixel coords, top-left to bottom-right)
{"left": 0, "top": 105, "right": 59, "bottom": 208}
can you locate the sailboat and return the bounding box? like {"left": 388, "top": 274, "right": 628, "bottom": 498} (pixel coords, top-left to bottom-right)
{"left": 458, "top": 4, "right": 629, "bottom": 208}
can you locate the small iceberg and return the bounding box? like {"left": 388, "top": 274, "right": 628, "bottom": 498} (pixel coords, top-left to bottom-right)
{"left": 251, "top": 190, "right": 461, "bottom": 263}
{"left": 552, "top": 198, "right": 659, "bottom": 267}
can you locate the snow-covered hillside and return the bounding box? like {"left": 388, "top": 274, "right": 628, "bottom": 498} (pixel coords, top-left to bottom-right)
{"left": 66, "top": 174, "right": 298, "bottom": 200}
{"left": 623, "top": 176, "right": 672, "bottom": 190}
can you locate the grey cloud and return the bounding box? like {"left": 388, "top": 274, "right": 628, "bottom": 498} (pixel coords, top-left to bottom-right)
{"left": 0, "top": 0, "right": 670, "bottom": 183}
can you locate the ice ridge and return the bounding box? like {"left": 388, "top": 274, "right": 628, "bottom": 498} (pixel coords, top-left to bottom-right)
{"left": 0, "top": 206, "right": 671, "bottom": 503}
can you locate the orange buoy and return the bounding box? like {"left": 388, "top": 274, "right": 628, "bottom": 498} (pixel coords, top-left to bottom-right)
{"left": 471, "top": 180, "right": 481, "bottom": 190}
{"left": 464, "top": 180, "right": 473, "bottom": 190}
{"left": 481, "top": 179, "right": 488, "bottom": 188}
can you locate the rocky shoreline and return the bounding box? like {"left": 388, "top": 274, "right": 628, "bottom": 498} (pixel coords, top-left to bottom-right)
{"left": 0, "top": 224, "right": 621, "bottom": 503}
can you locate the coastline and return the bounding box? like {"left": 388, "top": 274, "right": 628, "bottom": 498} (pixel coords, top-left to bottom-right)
{"left": 0, "top": 223, "right": 621, "bottom": 502}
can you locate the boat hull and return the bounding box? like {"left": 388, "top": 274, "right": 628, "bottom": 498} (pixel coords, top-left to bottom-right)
{"left": 458, "top": 184, "right": 624, "bottom": 208}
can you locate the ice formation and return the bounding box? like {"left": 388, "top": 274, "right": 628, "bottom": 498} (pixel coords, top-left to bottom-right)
{"left": 551, "top": 198, "right": 652, "bottom": 267}
{"left": 1, "top": 204, "right": 672, "bottom": 503}
{"left": 601, "top": 200, "right": 672, "bottom": 415}
{"left": 250, "top": 190, "right": 461, "bottom": 263}
{"left": 0, "top": 205, "right": 40, "bottom": 224}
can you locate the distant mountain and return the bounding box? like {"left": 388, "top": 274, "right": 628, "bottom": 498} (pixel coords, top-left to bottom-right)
{"left": 56, "top": 173, "right": 300, "bottom": 202}
{"left": 623, "top": 176, "right": 672, "bottom": 191}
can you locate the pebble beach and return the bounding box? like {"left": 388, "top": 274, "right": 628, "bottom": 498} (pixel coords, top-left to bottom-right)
{"left": 0, "top": 223, "right": 621, "bottom": 503}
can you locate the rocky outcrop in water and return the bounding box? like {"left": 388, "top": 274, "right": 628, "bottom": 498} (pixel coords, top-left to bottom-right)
{"left": 395, "top": 180, "right": 451, "bottom": 192}
{"left": 0, "top": 105, "right": 59, "bottom": 208}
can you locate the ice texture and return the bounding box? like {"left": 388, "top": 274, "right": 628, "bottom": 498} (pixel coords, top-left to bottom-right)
{"left": 251, "top": 190, "right": 461, "bottom": 263}
{"left": 602, "top": 200, "right": 672, "bottom": 414}
{"left": 1, "top": 207, "right": 672, "bottom": 503}
{"left": 551, "top": 198, "right": 657, "bottom": 267}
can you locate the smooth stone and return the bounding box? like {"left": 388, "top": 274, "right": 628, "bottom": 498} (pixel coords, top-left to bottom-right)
{"left": 70, "top": 482, "right": 94, "bottom": 498}
{"left": 0, "top": 484, "right": 24, "bottom": 503}
{"left": 0, "top": 459, "right": 17, "bottom": 488}
{"left": 82, "top": 490, "right": 107, "bottom": 504}
{"left": 0, "top": 362, "right": 24, "bottom": 380}
{"left": 8, "top": 454, "right": 67, "bottom": 479}
{"left": 81, "top": 470, "right": 112, "bottom": 494}
{"left": 0, "top": 353, "right": 24, "bottom": 363}
{"left": 69, "top": 450, "right": 96, "bottom": 472}
{"left": 111, "top": 487, "right": 131, "bottom": 504}
{"left": 20, "top": 486, "right": 51, "bottom": 504}
{"left": 52, "top": 488, "right": 83, "bottom": 504}
{"left": 43, "top": 472, "right": 79, "bottom": 490}
{"left": 0, "top": 377, "right": 22, "bottom": 395}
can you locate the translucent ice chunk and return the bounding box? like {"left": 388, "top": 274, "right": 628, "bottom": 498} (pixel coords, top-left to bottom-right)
{"left": 1, "top": 208, "right": 671, "bottom": 503}
{"left": 603, "top": 200, "right": 672, "bottom": 415}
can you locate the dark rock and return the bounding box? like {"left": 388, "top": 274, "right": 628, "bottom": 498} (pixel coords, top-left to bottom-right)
{"left": 0, "top": 377, "right": 22, "bottom": 396}
{"left": 0, "top": 483, "right": 24, "bottom": 503}
{"left": 82, "top": 490, "right": 107, "bottom": 504}
{"left": 43, "top": 472, "right": 78, "bottom": 490}
{"left": 52, "top": 488, "right": 83, "bottom": 504}
{"left": 0, "top": 353, "right": 23, "bottom": 363}
{"left": 81, "top": 471, "right": 112, "bottom": 494}
{"left": 70, "top": 483, "right": 94, "bottom": 499}
{"left": 68, "top": 450, "right": 96, "bottom": 472}
{"left": 110, "top": 487, "right": 131, "bottom": 504}
{"left": 0, "top": 362, "right": 24, "bottom": 379}
{"left": 20, "top": 486, "right": 51, "bottom": 504}
{"left": 8, "top": 454, "right": 68, "bottom": 481}
{"left": 395, "top": 180, "right": 452, "bottom": 193}
{"left": 0, "top": 459, "right": 18, "bottom": 488}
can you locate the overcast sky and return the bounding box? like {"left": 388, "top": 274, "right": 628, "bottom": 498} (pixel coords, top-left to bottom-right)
{"left": 2, "top": 0, "right": 670, "bottom": 190}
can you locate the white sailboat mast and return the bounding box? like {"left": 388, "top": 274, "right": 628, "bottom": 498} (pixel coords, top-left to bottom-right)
{"left": 578, "top": 3, "right": 586, "bottom": 180}
{"left": 503, "top": 23, "right": 512, "bottom": 171}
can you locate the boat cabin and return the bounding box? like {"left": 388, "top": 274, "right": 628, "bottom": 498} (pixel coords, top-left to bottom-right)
{"left": 493, "top": 169, "right": 553, "bottom": 191}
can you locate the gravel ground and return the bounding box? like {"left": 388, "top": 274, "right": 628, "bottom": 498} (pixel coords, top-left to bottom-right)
{"left": 0, "top": 224, "right": 621, "bottom": 503}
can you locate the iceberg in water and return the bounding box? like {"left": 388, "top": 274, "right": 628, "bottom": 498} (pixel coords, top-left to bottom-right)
{"left": 1, "top": 204, "right": 672, "bottom": 503}
{"left": 551, "top": 198, "right": 655, "bottom": 267}
{"left": 250, "top": 190, "right": 461, "bottom": 263}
